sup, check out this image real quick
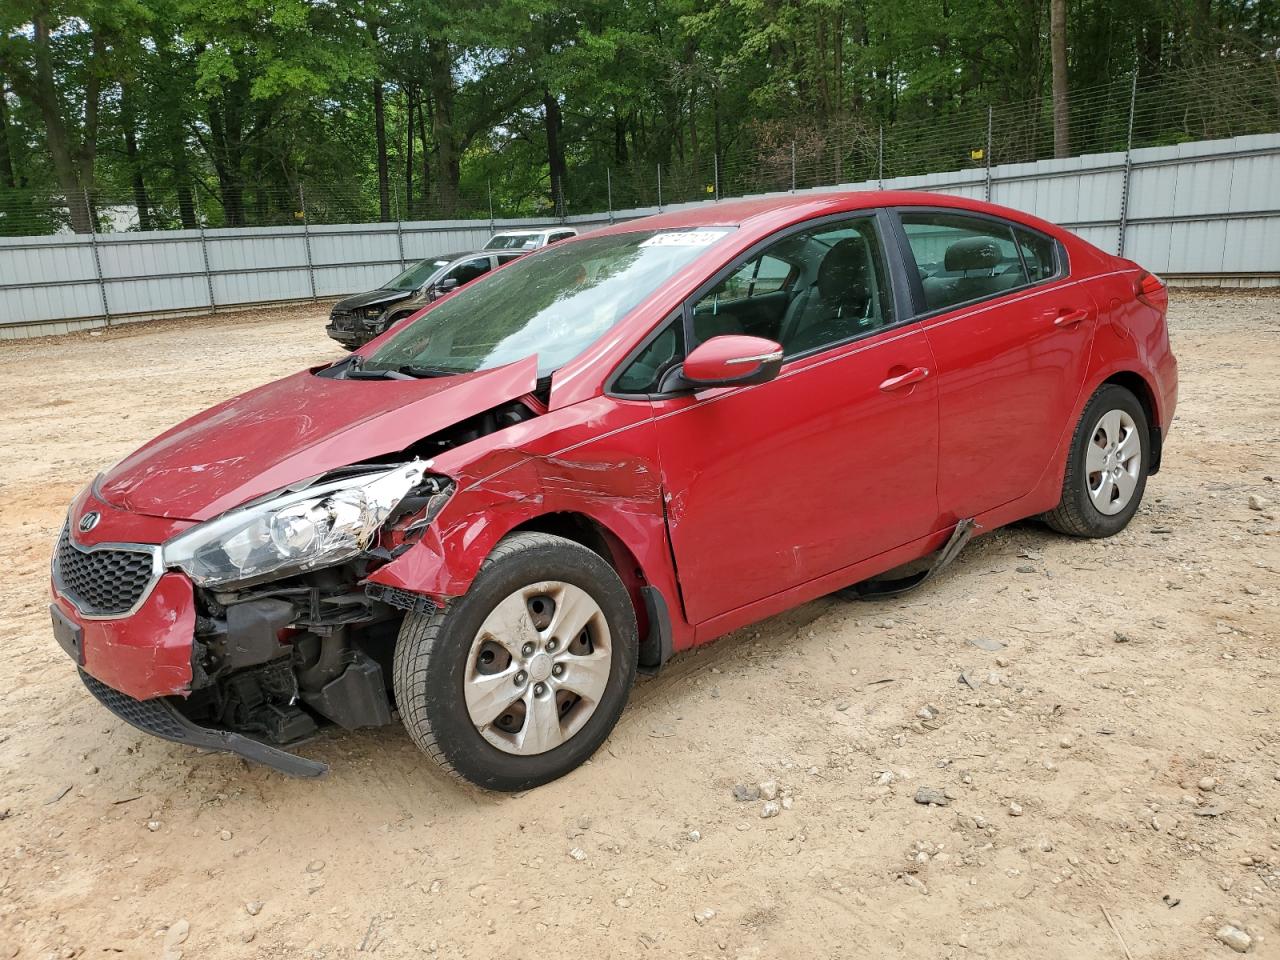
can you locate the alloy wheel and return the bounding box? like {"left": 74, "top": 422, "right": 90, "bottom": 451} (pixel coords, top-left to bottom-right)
{"left": 1085, "top": 408, "right": 1142, "bottom": 515}
{"left": 463, "top": 581, "right": 612, "bottom": 756}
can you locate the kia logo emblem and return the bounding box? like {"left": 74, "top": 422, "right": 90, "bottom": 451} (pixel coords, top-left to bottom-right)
{"left": 78, "top": 512, "right": 100, "bottom": 533}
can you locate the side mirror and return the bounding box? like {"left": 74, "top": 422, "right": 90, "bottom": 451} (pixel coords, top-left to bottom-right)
{"left": 678, "top": 335, "right": 784, "bottom": 390}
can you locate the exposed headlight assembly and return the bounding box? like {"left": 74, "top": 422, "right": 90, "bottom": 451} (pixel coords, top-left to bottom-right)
{"left": 163, "top": 461, "right": 440, "bottom": 587}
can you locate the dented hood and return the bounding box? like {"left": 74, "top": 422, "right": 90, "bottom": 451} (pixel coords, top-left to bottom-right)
{"left": 98, "top": 357, "right": 539, "bottom": 522}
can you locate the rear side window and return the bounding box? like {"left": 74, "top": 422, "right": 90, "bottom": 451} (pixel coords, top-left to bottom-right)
{"left": 900, "top": 212, "right": 1029, "bottom": 313}
{"left": 1016, "top": 228, "right": 1059, "bottom": 282}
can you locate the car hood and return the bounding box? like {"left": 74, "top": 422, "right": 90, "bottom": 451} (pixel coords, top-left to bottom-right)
{"left": 332, "top": 288, "right": 411, "bottom": 312}
{"left": 97, "top": 356, "right": 539, "bottom": 522}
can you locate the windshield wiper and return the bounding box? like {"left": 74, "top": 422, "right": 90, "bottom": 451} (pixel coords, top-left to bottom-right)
{"left": 398, "top": 365, "right": 458, "bottom": 378}
{"left": 346, "top": 367, "right": 415, "bottom": 380}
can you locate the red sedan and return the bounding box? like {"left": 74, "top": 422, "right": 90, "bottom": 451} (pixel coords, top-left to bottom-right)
{"left": 50, "top": 192, "right": 1177, "bottom": 789}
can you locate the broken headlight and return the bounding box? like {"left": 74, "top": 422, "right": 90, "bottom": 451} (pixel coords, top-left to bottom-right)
{"left": 163, "top": 462, "right": 433, "bottom": 587}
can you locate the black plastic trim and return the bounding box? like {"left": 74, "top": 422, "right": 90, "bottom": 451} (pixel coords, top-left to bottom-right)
{"left": 80, "top": 671, "right": 328, "bottom": 779}
{"left": 638, "top": 585, "right": 674, "bottom": 674}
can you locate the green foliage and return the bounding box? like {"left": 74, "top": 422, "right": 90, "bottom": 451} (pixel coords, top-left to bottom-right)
{"left": 0, "top": 0, "right": 1275, "bottom": 233}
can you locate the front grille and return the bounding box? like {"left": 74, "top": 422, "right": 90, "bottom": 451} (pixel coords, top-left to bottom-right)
{"left": 54, "top": 526, "right": 157, "bottom": 617}
{"left": 81, "top": 671, "right": 189, "bottom": 741}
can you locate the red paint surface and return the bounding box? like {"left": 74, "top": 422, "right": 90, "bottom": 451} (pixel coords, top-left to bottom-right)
{"left": 55, "top": 190, "right": 1177, "bottom": 699}
{"left": 98, "top": 357, "right": 539, "bottom": 521}
{"left": 53, "top": 573, "right": 196, "bottom": 700}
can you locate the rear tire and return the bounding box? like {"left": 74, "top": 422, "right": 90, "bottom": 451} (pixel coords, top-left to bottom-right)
{"left": 392, "top": 532, "right": 638, "bottom": 791}
{"left": 1044, "top": 384, "right": 1150, "bottom": 538}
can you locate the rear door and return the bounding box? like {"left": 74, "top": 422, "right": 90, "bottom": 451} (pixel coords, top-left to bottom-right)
{"left": 893, "top": 209, "right": 1097, "bottom": 519}
{"left": 637, "top": 213, "right": 941, "bottom": 625}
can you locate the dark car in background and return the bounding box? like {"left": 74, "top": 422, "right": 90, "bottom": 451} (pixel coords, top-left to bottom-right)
{"left": 326, "top": 250, "right": 525, "bottom": 348}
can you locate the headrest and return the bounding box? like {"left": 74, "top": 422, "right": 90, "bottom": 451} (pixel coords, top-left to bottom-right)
{"left": 944, "top": 236, "right": 1001, "bottom": 272}
{"left": 817, "top": 238, "right": 868, "bottom": 297}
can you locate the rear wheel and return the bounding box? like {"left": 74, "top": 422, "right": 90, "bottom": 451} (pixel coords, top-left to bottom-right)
{"left": 392, "top": 532, "right": 638, "bottom": 791}
{"left": 1044, "top": 384, "right": 1149, "bottom": 538}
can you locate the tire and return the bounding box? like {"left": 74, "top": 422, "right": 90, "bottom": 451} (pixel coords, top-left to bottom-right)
{"left": 392, "top": 532, "right": 638, "bottom": 791}
{"left": 1044, "top": 384, "right": 1150, "bottom": 538}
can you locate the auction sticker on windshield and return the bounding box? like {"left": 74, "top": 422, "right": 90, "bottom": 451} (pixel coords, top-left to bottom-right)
{"left": 640, "top": 231, "right": 727, "bottom": 247}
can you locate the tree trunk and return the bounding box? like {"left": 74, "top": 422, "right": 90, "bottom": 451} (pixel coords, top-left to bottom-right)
{"left": 27, "top": 17, "right": 93, "bottom": 232}
{"left": 207, "top": 98, "right": 247, "bottom": 227}
{"left": 417, "top": 101, "right": 431, "bottom": 213}
{"left": 426, "top": 39, "right": 460, "bottom": 215}
{"left": 543, "top": 89, "right": 566, "bottom": 216}
{"left": 373, "top": 78, "right": 390, "bottom": 221}
{"left": 121, "top": 87, "right": 151, "bottom": 230}
{"left": 125, "top": 125, "right": 150, "bottom": 230}
{"left": 613, "top": 110, "right": 628, "bottom": 165}
{"left": 1050, "top": 0, "right": 1071, "bottom": 158}
{"left": 0, "top": 80, "right": 16, "bottom": 189}
{"left": 405, "top": 89, "right": 415, "bottom": 217}
{"left": 177, "top": 182, "right": 197, "bottom": 230}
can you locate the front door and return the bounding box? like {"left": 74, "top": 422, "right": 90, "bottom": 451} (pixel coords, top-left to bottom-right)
{"left": 648, "top": 214, "right": 941, "bottom": 625}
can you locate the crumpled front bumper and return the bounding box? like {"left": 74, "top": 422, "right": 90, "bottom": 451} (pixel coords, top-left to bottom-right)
{"left": 51, "top": 570, "right": 198, "bottom": 701}
{"left": 79, "top": 670, "right": 327, "bottom": 778}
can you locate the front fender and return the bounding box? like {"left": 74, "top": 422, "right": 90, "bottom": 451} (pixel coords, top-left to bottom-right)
{"left": 364, "top": 399, "right": 692, "bottom": 649}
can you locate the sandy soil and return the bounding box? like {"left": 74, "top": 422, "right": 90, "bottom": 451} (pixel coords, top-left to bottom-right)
{"left": 0, "top": 294, "right": 1277, "bottom": 960}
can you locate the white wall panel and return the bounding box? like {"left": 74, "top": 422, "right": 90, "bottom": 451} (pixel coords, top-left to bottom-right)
{"left": 2, "top": 131, "right": 1277, "bottom": 336}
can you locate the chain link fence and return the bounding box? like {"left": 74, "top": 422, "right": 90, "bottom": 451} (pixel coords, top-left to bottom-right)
{"left": 0, "top": 60, "right": 1275, "bottom": 239}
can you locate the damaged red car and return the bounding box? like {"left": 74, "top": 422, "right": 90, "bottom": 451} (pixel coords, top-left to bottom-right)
{"left": 51, "top": 192, "right": 1177, "bottom": 790}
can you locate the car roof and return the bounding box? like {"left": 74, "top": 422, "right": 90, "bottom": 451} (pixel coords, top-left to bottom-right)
{"left": 425, "top": 251, "right": 494, "bottom": 263}
{"left": 591, "top": 190, "right": 1065, "bottom": 241}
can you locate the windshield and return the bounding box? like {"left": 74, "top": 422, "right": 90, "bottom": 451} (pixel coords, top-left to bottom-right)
{"left": 383, "top": 258, "right": 452, "bottom": 291}
{"left": 484, "top": 233, "right": 541, "bottom": 250}
{"left": 364, "top": 228, "right": 733, "bottom": 378}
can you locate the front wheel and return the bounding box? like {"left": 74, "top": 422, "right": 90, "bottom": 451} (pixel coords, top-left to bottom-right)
{"left": 392, "top": 532, "right": 638, "bottom": 791}
{"left": 1044, "top": 384, "right": 1150, "bottom": 538}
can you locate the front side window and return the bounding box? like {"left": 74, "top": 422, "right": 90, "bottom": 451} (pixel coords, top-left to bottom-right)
{"left": 900, "top": 212, "right": 1031, "bottom": 312}
{"left": 690, "top": 216, "right": 895, "bottom": 358}
{"left": 444, "top": 258, "right": 491, "bottom": 287}
{"left": 364, "top": 228, "right": 732, "bottom": 377}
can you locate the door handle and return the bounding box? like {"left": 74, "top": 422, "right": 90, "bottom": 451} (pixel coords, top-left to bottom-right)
{"left": 1052, "top": 308, "right": 1089, "bottom": 328}
{"left": 879, "top": 366, "right": 930, "bottom": 392}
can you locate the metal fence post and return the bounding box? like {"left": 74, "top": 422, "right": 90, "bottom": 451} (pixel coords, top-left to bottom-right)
{"left": 195, "top": 188, "right": 217, "bottom": 315}
{"left": 393, "top": 188, "right": 406, "bottom": 270}
{"left": 1117, "top": 72, "right": 1139, "bottom": 255}
{"left": 985, "top": 106, "right": 994, "bottom": 202}
{"left": 606, "top": 168, "right": 614, "bottom": 224}
{"left": 84, "top": 187, "right": 111, "bottom": 327}
{"left": 877, "top": 126, "right": 884, "bottom": 189}
{"left": 656, "top": 163, "right": 663, "bottom": 211}
{"left": 299, "top": 184, "right": 317, "bottom": 301}
{"left": 791, "top": 140, "right": 797, "bottom": 192}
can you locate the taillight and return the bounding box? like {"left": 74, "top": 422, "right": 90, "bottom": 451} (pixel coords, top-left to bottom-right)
{"left": 1136, "top": 270, "right": 1168, "bottom": 311}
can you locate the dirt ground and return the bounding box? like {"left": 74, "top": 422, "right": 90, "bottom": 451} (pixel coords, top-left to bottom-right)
{"left": 0, "top": 293, "right": 1276, "bottom": 960}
